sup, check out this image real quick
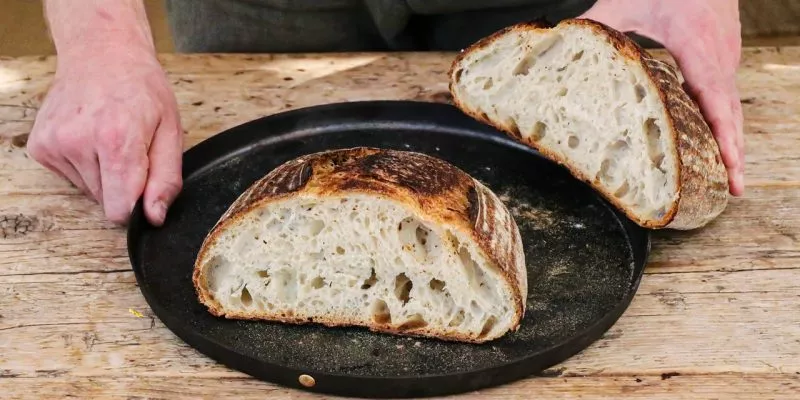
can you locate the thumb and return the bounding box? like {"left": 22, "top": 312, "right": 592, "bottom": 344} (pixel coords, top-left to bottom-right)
{"left": 579, "top": 0, "right": 636, "bottom": 31}
{"left": 578, "top": 0, "right": 657, "bottom": 39}
{"left": 143, "top": 112, "right": 184, "bottom": 226}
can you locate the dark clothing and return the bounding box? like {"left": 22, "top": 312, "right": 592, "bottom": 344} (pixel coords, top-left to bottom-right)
{"left": 164, "top": 0, "right": 601, "bottom": 53}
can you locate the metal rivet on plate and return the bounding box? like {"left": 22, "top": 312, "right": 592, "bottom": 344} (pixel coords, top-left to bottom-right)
{"left": 299, "top": 374, "right": 316, "bottom": 387}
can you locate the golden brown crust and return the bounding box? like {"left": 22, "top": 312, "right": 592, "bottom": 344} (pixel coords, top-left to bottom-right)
{"left": 193, "top": 147, "right": 526, "bottom": 343}
{"left": 448, "top": 18, "right": 729, "bottom": 230}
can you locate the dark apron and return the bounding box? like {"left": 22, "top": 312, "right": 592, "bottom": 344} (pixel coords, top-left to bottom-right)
{"left": 164, "top": 0, "right": 599, "bottom": 53}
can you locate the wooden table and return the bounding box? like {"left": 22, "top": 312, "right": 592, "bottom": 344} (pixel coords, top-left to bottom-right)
{"left": 1, "top": 48, "right": 799, "bottom": 399}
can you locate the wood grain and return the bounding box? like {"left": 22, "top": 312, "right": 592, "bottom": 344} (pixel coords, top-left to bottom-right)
{"left": 1, "top": 375, "right": 798, "bottom": 400}
{"left": 1, "top": 48, "right": 799, "bottom": 398}
{"left": 1, "top": 270, "right": 798, "bottom": 375}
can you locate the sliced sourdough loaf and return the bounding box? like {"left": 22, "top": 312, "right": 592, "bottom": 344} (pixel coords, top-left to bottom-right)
{"left": 449, "top": 18, "right": 729, "bottom": 230}
{"left": 193, "top": 147, "right": 527, "bottom": 343}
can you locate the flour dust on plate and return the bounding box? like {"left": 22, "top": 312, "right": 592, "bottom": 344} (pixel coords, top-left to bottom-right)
{"left": 127, "top": 101, "right": 649, "bottom": 398}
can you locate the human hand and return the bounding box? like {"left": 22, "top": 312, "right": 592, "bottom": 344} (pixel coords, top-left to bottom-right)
{"left": 580, "top": 0, "right": 744, "bottom": 196}
{"left": 27, "top": 43, "right": 183, "bottom": 226}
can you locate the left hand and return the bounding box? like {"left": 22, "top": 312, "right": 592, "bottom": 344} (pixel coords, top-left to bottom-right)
{"left": 580, "top": 0, "right": 745, "bottom": 196}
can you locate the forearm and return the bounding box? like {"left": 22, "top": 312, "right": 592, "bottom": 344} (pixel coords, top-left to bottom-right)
{"left": 44, "top": 0, "right": 155, "bottom": 59}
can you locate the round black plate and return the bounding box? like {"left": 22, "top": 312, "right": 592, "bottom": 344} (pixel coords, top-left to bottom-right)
{"left": 128, "top": 100, "right": 649, "bottom": 398}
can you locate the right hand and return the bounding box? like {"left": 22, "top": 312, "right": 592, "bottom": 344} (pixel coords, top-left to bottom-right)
{"left": 581, "top": 0, "right": 745, "bottom": 195}
{"left": 28, "top": 43, "right": 183, "bottom": 226}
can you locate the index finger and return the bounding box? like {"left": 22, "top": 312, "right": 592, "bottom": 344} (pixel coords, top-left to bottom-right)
{"left": 97, "top": 131, "right": 150, "bottom": 224}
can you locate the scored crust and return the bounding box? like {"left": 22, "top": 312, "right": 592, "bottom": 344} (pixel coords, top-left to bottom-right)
{"left": 448, "top": 18, "right": 729, "bottom": 230}
{"left": 193, "top": 147, "right": 527, "bottom": 343}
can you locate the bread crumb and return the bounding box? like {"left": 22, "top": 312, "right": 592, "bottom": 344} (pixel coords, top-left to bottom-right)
{"left": 414, "top": 341, "right": 422, "bottom": 347}
{"left": 128, "top": 309, "right": 144, "bottom": 318}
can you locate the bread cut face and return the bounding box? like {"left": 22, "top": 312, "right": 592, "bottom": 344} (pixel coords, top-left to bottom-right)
{"left": 449, "top": 19, "right": 729, "bottom": 230}
{"left": 193, "top": 147, "right": 526, "bottom": 343}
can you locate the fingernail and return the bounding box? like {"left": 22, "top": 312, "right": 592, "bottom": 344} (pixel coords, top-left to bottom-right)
{"left": 154, "top": 200, "right": 167, "bottom": 224}
{"left": 736, "top": 173, "right": 745, "bottom": 195}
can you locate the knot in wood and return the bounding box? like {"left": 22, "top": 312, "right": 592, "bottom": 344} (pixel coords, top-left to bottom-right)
{"left": 0, "top": 214, "right": 38, "bottom": 238}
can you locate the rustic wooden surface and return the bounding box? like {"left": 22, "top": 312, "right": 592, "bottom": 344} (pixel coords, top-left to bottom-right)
{"left": 1, "top": 48, "right": 799, "bottom": 399}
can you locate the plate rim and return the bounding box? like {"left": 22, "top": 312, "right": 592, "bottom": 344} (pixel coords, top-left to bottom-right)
{"left": 127, "top": 100, "right": 651, "bottom": 398}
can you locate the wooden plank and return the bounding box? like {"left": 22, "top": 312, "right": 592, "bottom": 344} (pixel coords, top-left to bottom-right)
{"left": 3, "top": 134, "right": 799, "bottom": 195}
{"left": 3, "top": 127, "right": 800, "bottom": 193}
{"left": 0, "top": 229, "right": 127, "bottom": 275}
{"left": 647, "top": 186, "right": 800, "bottom": 273}
{"left": 0, "top": 374, "right": 797, "bottom": 400}
{"left": 0, "top": 194, "right": 114, "bottom": 232}
{"left": 2, "top": 268, "right": 798, "bottom": 376}
{"left": 3, "top": 49, "right": 800, "bottom": 189}
{"left": 2, "top": 186, "right": 800, "bottom": 276}
{"left": 2, "top": 49, "right": 800, "bottom": 399}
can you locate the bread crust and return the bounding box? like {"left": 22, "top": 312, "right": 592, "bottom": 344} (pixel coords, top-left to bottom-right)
{"left": 193, "top": 147, "right": 526, "bottom": 343}
{"left": 448, "top": 18, "right": 729, "bottom": 230}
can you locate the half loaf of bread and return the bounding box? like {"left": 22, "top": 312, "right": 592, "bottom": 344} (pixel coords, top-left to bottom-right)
{"left": 193, "top": 147, "right": 526, "bottom": 343}
{"left": 449, "top": 18, "right": 729, "bottom": 230}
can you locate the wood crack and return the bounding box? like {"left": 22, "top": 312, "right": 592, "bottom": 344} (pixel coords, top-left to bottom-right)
{"left": 646, "top": 265, "right": 800, "bottom": 275}
{"left": 0, "top": 321, "right": 87, "bottom": 332}
{"left": 0, "top": 268, "right": 130, "bottom": 277}
{"left": 644, "top": 289, "right": 790, "bottom": 295}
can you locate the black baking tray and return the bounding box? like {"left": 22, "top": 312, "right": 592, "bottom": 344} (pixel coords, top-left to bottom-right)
{"left": 128, "top": 100, "right": 650, "bottom": 398}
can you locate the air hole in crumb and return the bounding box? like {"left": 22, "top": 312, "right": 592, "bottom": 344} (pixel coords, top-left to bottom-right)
{"left": 513, "top": 35, "right": 562, "bottom": 76}
{"left": 449, "top": 310, "right": 465, "bottom": 327}
{"left": 399, "top": 217, "right": 433, "bottom": 262}
{"left": 448, "top": 231, "right": 460, "bottom": 250}
{"left": 592, "top": 53, "right": 599, "bottom": 63}
{"left": 482, "top": 77, "right": 494, "bottom": 90}
{"left": 505, "top": 117, "right": 521, "bottom": 137}
{"left": 613, "top": 79, "right": 625, "bottom": 99}
{"left": 336, "top": 246, "right": 345, "bottom": 255}
{"left": 609, "top": 139, "right": 630, "bottom": 156}
{"left": 635, "top": 84, "right": 646, "bottom": 102}
{"left": 572, "top": 50, "right": 584, "bottom": 61}
{"left": 567, "top": 135, "right": 579, "bottom": 148}
{"left": 308, "top": 220, "right": 325, "bottom": 236}
{"left": 478, "top": 316, "right": 497, "bottom": 338}
{"left": 597, "top": 159, "right": 614, "bottom": 183}
{"left": 361, "top": 268, "right": 377, "bottom": 289}
{"left": 429, "top": 278, "right": 446, "bottom": 292}
{"left": 454, "top": 69, "right": 463, "bottom": 82}
{"left": 310, "top": 276, "right": 325, "bottom": 289}
{"left": 531, "top": 121, "right": 547, "bottom": 141}
{"left": 557, "top": 87, "right": 567, "bottom": 96}
{"left": 415, "top": 226, "right": 428, "bottom": 247}
{"left": 257, "top": 270, "right": 270, "bottom": 279}
{"left": 644, "top": 118, "right": 666, "bottom": 172}
{"left": 614, "top": 181, "right": 630, "bottom": 198}
{"left": 398, "top": 314, "right": 427, "bottom": 330}
{"left": 513, "top": 54, "right": 537, "bottom": 76}
{"left": 371, "top": 299, "right": 391, "bottom": 324}
{"left": 240, "top": 287, "right": 252, "bottom": 307}
{"left": 394, "top": 273, "right": 413, "bottom": 304}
